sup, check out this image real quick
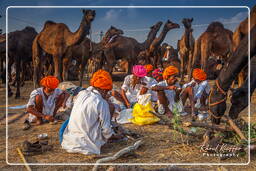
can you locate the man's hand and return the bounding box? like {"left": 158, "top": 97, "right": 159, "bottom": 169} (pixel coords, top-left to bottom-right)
{"left": 108, "top": 134, "right": 124, "bottom": 142}
{"left": 43, "top": 115, "right": 54, "bottom": 122}
{"left": 167, "top": 85, "right": 177, "bottom": 90}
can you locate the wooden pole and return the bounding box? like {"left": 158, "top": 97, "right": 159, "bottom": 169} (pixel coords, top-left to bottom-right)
{"left": 17, "top": 148, "right": 32, "bottom": 171}
{"left": 224, "top": 116, "right": 247, "bottom": 141}
{"left": 183, "top": 121, "right": 233, "bottom": 132}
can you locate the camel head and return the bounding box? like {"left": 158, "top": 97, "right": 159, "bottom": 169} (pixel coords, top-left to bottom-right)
{"left": 107, "top": 26, "right": 124, "bottom": 36}
{"left": 150, "top": 21, "right": 163, "bottom": 30}
{"left": 82, "top": 9, "right": 96, "bottom": 23}
{"left": 164, "top": 20, "right": 180, "bottom": 31}
{"left": 182, "top": 18, "right": 193, "bottom": 30}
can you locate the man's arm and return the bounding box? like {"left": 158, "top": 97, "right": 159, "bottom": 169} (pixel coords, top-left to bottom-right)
{"left": 121, "top": 89, "right": 131, "bottom": 108}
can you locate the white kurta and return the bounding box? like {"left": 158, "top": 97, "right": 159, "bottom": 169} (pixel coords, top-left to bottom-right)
{"left": 121, "top": 75, "right": 147, "bottom": 104}
{"left": 154, "top": 80, "right": 181, "bottom": 112}
{"left": 144, "top": 76, "right": 158, "bottom": 102}
{"left": 26, "top": 87, "right": 63, "bottom": 122}
{"left": 61, "top": 86, "right": 113, "bottom": 155}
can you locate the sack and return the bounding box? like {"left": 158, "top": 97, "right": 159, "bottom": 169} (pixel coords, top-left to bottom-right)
{"left": 130, "top": 101, "right": 160, "bottom": 126}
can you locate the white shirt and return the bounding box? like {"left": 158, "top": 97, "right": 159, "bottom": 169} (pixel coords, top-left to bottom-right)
{"left": 61, "top": 86, "right": 113, "bottom": 155}
{"left": 121, "top": 75, "right": 147, "bottom": 104}
{"left": 26, "top": 88, "right": 63, "bottom": 122}
{"left": 154, "top": 80, "right": 181, "bottom": 111}
{"left": 182, "top": 79, "right": 210, "bottom": 100}
{"left": 144, "top": 76, "right": 158, "bottom": 101}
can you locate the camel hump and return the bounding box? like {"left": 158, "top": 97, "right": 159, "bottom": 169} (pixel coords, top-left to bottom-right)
{"left": 23, "top": 26, "right": 37, "bottom": 33}
{"left": 44, "top": 20, "right": 56, "bottom": 26}
{"left": 206, "top": 22, "right": 225, "bottom": 33}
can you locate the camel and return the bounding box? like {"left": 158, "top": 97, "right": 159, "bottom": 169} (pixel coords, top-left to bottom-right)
{"left": 232, "top": 5, "right": 256, "bottom": 87}
{"left": 191, "top": 21, "right": 233, "bottom": 80}
{"left": 159, "top": 44, "right": 180, "bottom": 70}
{"left": 208, "top": 25, "right": 255, "bottom": 125}
{"left": 6, "top": 26, "right": 37, "bottom": 98}
{"left": 101, "top": 21, "right": 163, "bottom": 73}
{"left": 63, "top": 26, "right": 124, "bottom": 86}
{"left": 32, "top": 9, "right": 96, "bottom": 88}
{"left": 178, "top": 18, "right": 195, "bottom": 82}
{"left": 145, "top": 20, "right": 180, "bottom": 67}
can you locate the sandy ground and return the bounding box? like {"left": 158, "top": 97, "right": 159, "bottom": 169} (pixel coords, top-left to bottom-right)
{"left": 0, "top": 80, "right": 255, "bottom": 171}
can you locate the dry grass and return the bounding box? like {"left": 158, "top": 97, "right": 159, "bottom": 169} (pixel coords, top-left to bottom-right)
{"left": 0, "top": 81, "right": 255, "bottom": 171}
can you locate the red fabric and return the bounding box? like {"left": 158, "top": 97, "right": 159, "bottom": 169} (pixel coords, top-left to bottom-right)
{"left": 40, "top": 76, "right": 59, "bottom": 89}
{"left": 163, "top": 66, "right": 179, "bottom": 80}
{"left": 192, "top": 68, "right": 207, "bottom": 81}
{"left": 90, "top": 69, "right": 113, "bottom": 90}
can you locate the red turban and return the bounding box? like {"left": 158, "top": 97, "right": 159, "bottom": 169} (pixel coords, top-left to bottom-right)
{"left": 90, "top": 69, "right": 113, "bottom": 90}
{"left": 40, "top": 76, "right": 59, "bottom": 89}
{"left": 192, "top": 68, "right": 207, "bottom": 81}
{"left": 163, "top": 66, "right": 179, "bottom": 80}
{"left": 144, "top": 64, "right": 154, "bottom": 73}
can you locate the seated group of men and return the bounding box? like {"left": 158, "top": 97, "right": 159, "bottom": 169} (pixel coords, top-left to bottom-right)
{"left": 24, "top": 64, "right": 210, "bottom": 155}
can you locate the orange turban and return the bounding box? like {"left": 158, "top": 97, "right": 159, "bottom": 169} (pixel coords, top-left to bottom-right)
{"left": 144, "top": 64, "right": 154, "bottom": 73}
{"left": 192, "top": 68, "right": 207, "bottom": 81}
{"left": 163, "top": 66, "right": 179, "bottom": 80}
{"left": 90, "top": 69, "right": 113, "bottom": 90}
{"left": 40, "top": 76, "right": 59, "bottom": 89}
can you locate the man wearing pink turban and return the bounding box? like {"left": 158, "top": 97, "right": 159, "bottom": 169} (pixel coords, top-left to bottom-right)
{"left": 113, "top": 65, "right": 148, "bottom": 108}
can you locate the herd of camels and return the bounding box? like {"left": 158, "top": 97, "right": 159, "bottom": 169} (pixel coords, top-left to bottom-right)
{"left": 0, "top": 6, "right": 255, "bottom": 124}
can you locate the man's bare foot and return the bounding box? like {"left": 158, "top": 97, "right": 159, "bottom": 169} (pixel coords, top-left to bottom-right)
{"left": 35, "top": 118, "right": 43, "bottom": 125}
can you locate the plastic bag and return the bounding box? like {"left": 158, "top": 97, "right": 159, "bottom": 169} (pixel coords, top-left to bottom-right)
{"left": 116, "top": 108, "right": 133, "bottom": 124}
{"left": 130, "top": 99, "right": 160, "bottom": 126}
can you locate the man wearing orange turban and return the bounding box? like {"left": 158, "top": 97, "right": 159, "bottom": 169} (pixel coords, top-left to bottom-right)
{"left": 151, "top": 66, "right": 182, "bottom": 118}
{"left": 62, "top": 69, "right": 122, "bottom": 155}
{"left": 25, "top": 76, "right": 68, "bottom": 130}
{"left": 180, "top": 68, "right": 210, "bottom": 120}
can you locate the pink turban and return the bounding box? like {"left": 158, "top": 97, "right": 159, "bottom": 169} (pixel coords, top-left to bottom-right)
{"left": 132, "top": 65, "right": 147, "bottom": 78}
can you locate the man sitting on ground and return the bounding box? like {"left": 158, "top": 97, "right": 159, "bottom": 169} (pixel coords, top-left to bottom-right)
{"left": 24, "top": 76, "right": 68, "bottom": 130}
{"left": 61, "top": 69, "right": 121, "bottom": 155}
{"left": 180, "top": 68, "right": 210, "bottom": 119}
{"left": 151, "top": 66, "right": 182, "bottom": 118}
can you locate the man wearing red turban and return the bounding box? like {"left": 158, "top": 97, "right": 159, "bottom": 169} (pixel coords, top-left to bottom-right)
{"left": 180, "top": 68, "right": 210, "bottom": 120}
{"left": 151, "top": 66, "right": 182, "bottom": 118}
{"left": 25, "top": 76, "right": 68, "bottom": 130}
{"left": 62, "top": 69, "right": 122, "bottom": 155}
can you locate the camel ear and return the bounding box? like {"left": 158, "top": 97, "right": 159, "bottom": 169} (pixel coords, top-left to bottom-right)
{"left": 82, "top": 9, "right": 86, "bottom": 14}
{"left": 190, "top": 18, "right": 193, "bottom": 22}
{"left": 110, "top": 25, "right": 114, "bottom": 29}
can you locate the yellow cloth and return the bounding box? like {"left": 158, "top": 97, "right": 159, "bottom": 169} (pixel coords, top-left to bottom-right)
{"left": 130, "top": 102, "right": 160, "bottom": 125}
{"left": 162, "top": 66, "right": 179, "bottom": 80}
{"left": 90, "top": 69, "right": 113, "bottom": 90}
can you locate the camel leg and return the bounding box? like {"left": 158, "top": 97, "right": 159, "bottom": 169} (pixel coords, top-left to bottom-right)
{"left": 201, "top": 41, "right": 211, "bottom": 72}
{"left": 79, "top": 56, "right": 88, "bottom": 86}
{"left": 62, "top": 57, "right": 70, "bottom": 81}
{"left": 180, "top": 53, "right": 185, "bottom": 82}
{"left": 187, "top": 51, "right": 193, "bottom": 81}
{"left": 15, "top": 57, "right": 21, "bottom": 98}
{"left": 53, "top": 55, "right": 63, "bottom": 82}
{"left": 237, "top": 70, "right": 245, "bottom": 88}
{"left": 104, "top": 49, "right": 115, "bottom": 74}
{"left": 32, "top": 37, "right": 42, "bottom": 88}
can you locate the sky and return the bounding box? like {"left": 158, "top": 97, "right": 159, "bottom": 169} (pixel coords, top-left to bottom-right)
{"left": 0, "top": 0, "right": 255, "bottom": 48}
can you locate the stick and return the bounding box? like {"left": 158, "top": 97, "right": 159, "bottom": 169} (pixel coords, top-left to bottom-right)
{"left": 8, "top": 112, "right": 27, "bottom": 124}
{"left": 149, "top": 111, "right": 172, "bottom": 125}
{"left": 92, "top": 140, "right": 143, "bottom": 171}
{"left": 183, "top": 121, "right": 233, "bottom": 132}
{"left": 17, "top": 148, "right": 32, "bottom": 171}
{"left": 224, "top": 116, "right": 247, "bottom": 141}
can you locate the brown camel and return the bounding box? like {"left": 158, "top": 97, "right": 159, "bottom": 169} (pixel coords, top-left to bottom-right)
{"left": 63, "top": 25, "right": 124, "bottom": 85}
{"left": 146, "top": 20, "right": 180, "bottom": 67}
{"left": 101, "top": 21, "right": 163, "bottom": 73}
{"left": 6, "top": 26, "right": 37, "bottom": 98}
{"left": 191, "top": 21, "right": 233, "bottom": 80}
{"left": 32, "top": 9, "right": 95, "bottom": 88}
{"left": 178, "top": 18, "right": 195, "bottom": 82}
{"left": 160, "top": 44, "right": 180, "bottom": 70}
{"left": 137, "top": 20, "right": 180, "bottom": 68}
{"left": 232, "top": 5, "right": 256, "bottom": 87}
